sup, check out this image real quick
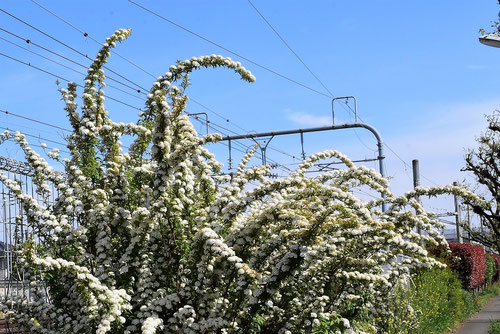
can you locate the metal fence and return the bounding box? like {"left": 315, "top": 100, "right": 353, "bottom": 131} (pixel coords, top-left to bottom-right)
{"left": 0, "top": 157, "right": 53, "bottom": 304}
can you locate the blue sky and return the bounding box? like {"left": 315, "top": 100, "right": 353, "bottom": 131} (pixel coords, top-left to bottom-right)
{"left": 0, "top": 0, "right": 499, "bottom": 223}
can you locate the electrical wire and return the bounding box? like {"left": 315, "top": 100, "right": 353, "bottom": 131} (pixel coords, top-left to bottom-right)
{"left": 189, "top": 98, "right": 245, "bottom": 132}
{"left": 0, "top": 109, "right": 70, "bottom": 132}
{"left": 22, "top": 2, "right": 306, "bottom": 165}
{"left": 0, "top": 51, "right": 145, "bottom": 112}
{"left": 16, "top": 1, "right": 446, "bottom": 205}
{"left": 127, "top": 0, "right": 333, "bottom": 99}
{"left": 351, "top": 189, "right": 380, "bottom": 200}
{"left": 0, "top": 125, "right": 66, "bottom": 147}
{"left": 243, "top": 3, "right": 431, "bottom": 183}
{"left": 0, "top": 51, "right": 264, "bottom": 164}
{"left": 28, "top": 0, "right": 255, "bottom": 135}
{"left": 30, "top": 0, "right": 158, "bottom": 79}
{"left": 0, "top": 49, "right": 289, "bottom": 169}
{"left": 0, "top": 34, "right": 144, "bottom": 101}
{"left": 4, "top": 137, "right": 70, "bottom": 155}
{"left": 0, "top": 27, "right": 147, "bottom": 97}
{"left": 0, "top": 8, "right": 147, "bottom": 93}
{"left": 382, "top": 139, "right": 439, "bottom": 186}
{"left": 339, "top": 102, "right": 440, "bottom": 187}
{"left": 246, "top": 0, "right": 333, "bottom": 98}
{"left": 4, "top": 4, "right": 371, "bottom": 174}
{"left": 243, "top": 2, "right": 385, "bottom": 167}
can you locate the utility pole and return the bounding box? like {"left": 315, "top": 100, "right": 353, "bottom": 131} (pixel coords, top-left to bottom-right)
{"left": 466, "top": 205, "right": 471, "bottom": 242}
{"left": 412, "top": 159, "right": 422, "bottom": 236}
{"left": 453, "top": 181, "right": 463, "bottom": 243}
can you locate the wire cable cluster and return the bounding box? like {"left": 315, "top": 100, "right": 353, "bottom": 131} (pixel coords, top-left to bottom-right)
{"left": 0, "top": 2, "right": 440, "bottom": 185}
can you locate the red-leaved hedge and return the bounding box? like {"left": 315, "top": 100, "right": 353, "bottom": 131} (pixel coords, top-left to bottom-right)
{"left": 491, "top": 253, "right": 500, "bottom": 282}
{"left": 448, "top": 242, "right": 486, "bottom": 290}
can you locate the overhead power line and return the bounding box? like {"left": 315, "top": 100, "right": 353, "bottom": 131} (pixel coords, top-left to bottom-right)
{"left": 0, "top": 51, "right": 143, "bottom": 112}
{"left": 0, "top": 109, "right": 71, "bottom": 132}
{"left": 0, "top": 27, "right": 288, "bottom": 168}
{"left": 30, "top": 0, "right": 157, "bottom": 79}
{"left": 0, "top": 8, "right": 147, "bottom": 93}
{"left": 1, "top": 4, "right": 345, "bottom": 173}
{"left": 25, "top": 1, "right": 302, "bottom": 164}
{"left": 0, "top": 125, "right": 66, "bottom": 147}
{"left": 0, "top": 34, "right": 144, "bottom": 101}
{"left": 244, "top": 2, "right": 380, "bottom": 164}
{"left": 4, "top": 5, "right": 434, "bottom": 184}
{"left": 3, "top": 137, "right": 70, "bottom": 155}
{"left": 246, "top": 0, "right": 334, "bottom": 97}
{"left": 382, "top": 141, "right": 439, "bottom": 186}
{"left": 0, "top": 50, "right": 260, "bottom": 160}
{"left": 127, "top": 0, "right": 332, "bottom": 99}
{"left": 0, "top": 27, "right": 147, "bottom": 97}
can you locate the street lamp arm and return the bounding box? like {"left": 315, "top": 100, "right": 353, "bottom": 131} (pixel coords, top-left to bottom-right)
{"left": 479, "top": 33, "right": 500, "bottom": 48}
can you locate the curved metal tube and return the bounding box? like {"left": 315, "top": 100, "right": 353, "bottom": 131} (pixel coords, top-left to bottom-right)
{"left": 221, "top": 122, "right": 387, "bottom": 211}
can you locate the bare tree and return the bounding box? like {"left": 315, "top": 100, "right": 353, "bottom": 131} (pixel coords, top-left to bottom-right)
{"left": 462, "top": 111, "right": 500, "bottom": 250}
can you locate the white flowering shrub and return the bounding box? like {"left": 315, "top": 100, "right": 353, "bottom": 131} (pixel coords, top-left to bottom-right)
{"left": 0, "top": 29, "right": 486, "bottom": 334}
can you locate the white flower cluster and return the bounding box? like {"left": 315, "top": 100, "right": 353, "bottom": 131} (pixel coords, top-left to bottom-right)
{"left": 0, "top": 29, "right": 480, "bottom": 334}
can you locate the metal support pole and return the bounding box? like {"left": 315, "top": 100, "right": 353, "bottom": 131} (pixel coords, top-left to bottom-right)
{"left": 300, "top": 132, "right": 306, "bottom": 160}
{"left": 227, "top": 140, "right": 233, "bottom": 170}
{"left": 466, "top": 205, "right": 471, "bottom": 242}
{"left": 332, "top": 96, "right": 358, "bottom": 125}
{"left": 187, "top": 112, "right": 209, "bottom": 135}
{"left": 453, "top": 181, "right": 463, "bottom": 243}
{"left": 412, "top": 159, "right": 421, "bottom": 236}
{"left": 257, "top": 136, "right": 274, "bottom": 166}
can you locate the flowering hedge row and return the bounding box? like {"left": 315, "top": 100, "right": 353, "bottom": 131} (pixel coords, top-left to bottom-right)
{"left": 448, "top": 243, "right": 486, "bottom": 290}
{"left": 0, "top": 29, "right": 487, "bottom": 334}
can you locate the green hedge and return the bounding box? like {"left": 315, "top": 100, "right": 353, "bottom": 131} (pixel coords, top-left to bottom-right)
{"left": 486, "top": 254, "right": 498, "bottom": 285}
{"left": 382, "top": 266, "right": 479, "bottom": 334}
{"left": 381, "top": 248, "right": 500, "bottom": 333}
{"left": 410, "top": 267, "right": 470, "bottom": 333}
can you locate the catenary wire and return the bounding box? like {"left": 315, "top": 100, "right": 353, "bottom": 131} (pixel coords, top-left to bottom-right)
{"left": 0, "top": 34, "right": 145, "bottom": 101}
{"left": 0, "top": 8, "right": 147, "bottom": 93}
{"left": 27, "top": 1, "right": 255, "bottom": 134}
{"left": 0, "top": 126, "right": 66, "bottom": 147}
{"left": 21, "top": 3, "right": 311, "bottom": 164}
{"left": 24, "top": 3, "right": 444, "bottom": 204}
{"left": 382, "top": 141, "right": 439, "bottom": 186}
{"left": 0, "top": 109, "right": 71, "bottom": 132}
{"left": 246, "top": 0, "right": 334, "bottom": 98}
{"left": 124, "top": 1, "right": 359, "bottom": 152}
{"left": 127, "top": 0, "right": 333, "bottom": 99}
{"left": 243, "top": 2, "right": 389, "bottom": 167}
{"left": 30, "top": 0, "right": 158, "bottom": 79}
{"left": 245, "top": 4, "right": 432, "bottom": 183}
{"left": 0, "top": 51, "right": 144, "bottom": 112}
{"left": 0, "top": 27, "right": 147, "bottom": 97}
{"left": 244, "top": 1, "right": 432, "bottom": 182}
{"left": 3, "top": 11, "right": 431, "bottom": 185}
{"left": 3, "top": 5, "right": 366, "bottom": 173}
